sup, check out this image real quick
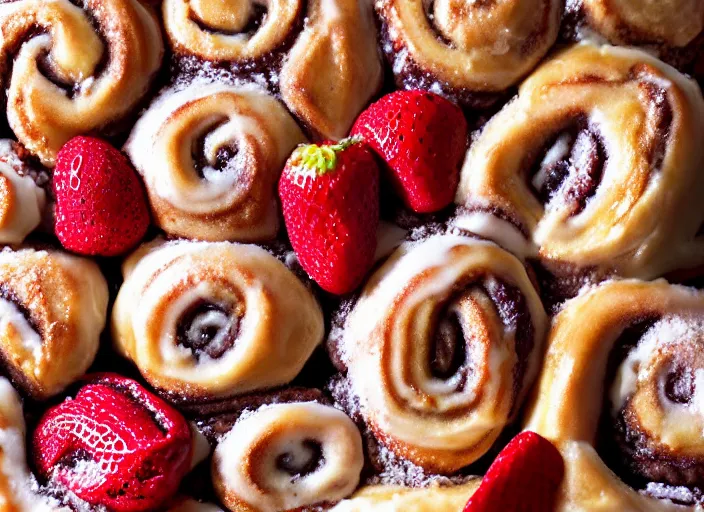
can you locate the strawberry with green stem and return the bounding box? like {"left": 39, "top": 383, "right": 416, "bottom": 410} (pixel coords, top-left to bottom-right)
{"left": 279, "top": 137, "right": 380, "bottom": 295}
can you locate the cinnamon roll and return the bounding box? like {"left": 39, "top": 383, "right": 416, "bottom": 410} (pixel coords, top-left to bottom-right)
{"left": 163, "top": 0, "right": 383, "bottom": 139}
{"left": 525, "top": 279, "right": 704, "bottom": 510}
{"left": 212, "top": 402, "right": 364, "bottom": 512}
{"left": 564, "top": 0, "right": 704, "bottom": 74}
{"left": 376, "top": 0, "right": 562, "bottom": 107}
{"left": 112, "top": 240, "right": 325, "bottom": 402}
{"left": 0, "top": 248, "right": 108, "bottom": 401}
{"left": 0, "top": 377, "right": 68, "bottom": 512}
{"left": 331, "top": 233, "right": 547, "bottom": 474}
{"left": 455, "top": 43, "right": 704, "bottom": 302}
{"left": 329, "top": 482, "right": 480, "bottom": 512}
{"left": 0, "top": 141, "right": 46, "bottom": 245}
{"left": 124, "top": 83, "right": 304, "bottom": 242}
{"left": 0, "top": 0, "right": 163, "bottom": 167}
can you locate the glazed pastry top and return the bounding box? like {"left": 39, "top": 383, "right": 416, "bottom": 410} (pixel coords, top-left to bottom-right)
{"left": 0, "top": 1, "right": 702, "bottom": 512}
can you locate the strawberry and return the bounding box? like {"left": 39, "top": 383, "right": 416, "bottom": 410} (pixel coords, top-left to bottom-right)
{"left": 279, "top": 138, "right": 379, "bottom": 295}
{"left": 463, "top": 431, "right": 565, "bottom": 512}
{"left": 351, "top": 90, "right": 468, "bottom": 213}
{"left": 32, "top": 374, "right": 193, "bottom": 512}
{"left": 54, "top": 136, "right": 150, "bottom": 256}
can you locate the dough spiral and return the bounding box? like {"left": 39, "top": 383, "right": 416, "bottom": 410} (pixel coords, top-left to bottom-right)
{"left": 125, "top": 83, "right": 304, "bottom": 242}
{"left": 0, "top": 248, "right": 108, "bottom": 401}
{"left": 212, "top": 402, "right": 364, "bottom": 512}
{"left": 525, "top": 279, "right": 704, "bottom": 510}
{"left": 455, "top": 43, "right": 704, "bottom": 294}
{"left": 0, "top": 0, "right": 163, "bottom": 166}
{"left": 112, "top": 240, "right": 325, "bottom": 402}
{"left": 335, "top": 233, "right": 547, "bottom": 474}
{"left": 163, "top": 0, "right": 382, "bottom": 139}
{"left": 376, "top": 0, "right": 562, "bottom": 107}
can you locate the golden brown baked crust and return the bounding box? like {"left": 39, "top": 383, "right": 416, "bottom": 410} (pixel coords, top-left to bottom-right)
{"left": 334, "top": 234, "right": 547, "bottom": 474}
{"left": 376, "top": 0, "right": 562, "bottom": 105}
{"left": 329, "top": 481, "right": 480, "bottom": 512}
{"left": 212, "top": 402, "right": 364, "bottom": 512}
{"left": 0, "top": 141, "right": 46, "bottom": 245}
{"left": 455, "top": 43, "right": 704, "bottom": 285}
{"left": 124, "top": 83, "right": 305, "bottom": 242}
{"left": 112, "top": 240, "right": 325, "bottom": 402}
{"left": 0, "top": 0, "right": 163, "bottom": 166}
{"left": 574, "top": 0, "right": 703, "bottom": 47}
{"left": 0, "top": 248, "right": 108, "bottom": 401}
{"left": 524, "top": 279, "right": 704, "bottom": 511}
{"left": 163, "top": 0, "right": 382, "bottom": 139}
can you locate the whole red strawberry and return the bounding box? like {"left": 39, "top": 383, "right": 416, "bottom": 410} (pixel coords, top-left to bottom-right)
{"left": 464, "top": 431, "right": 565, "bottom": 512}
{"left": 54, "top": 136, "right": 150, "bottom": 256}
{"left": 32, "top": 374, "right": 193, "bottom": 512}
{"left": 279, "top": 138, "right": 379, "bottom": 295}
{"left": 351, "top": 90, "right": 468, "bottom": 213}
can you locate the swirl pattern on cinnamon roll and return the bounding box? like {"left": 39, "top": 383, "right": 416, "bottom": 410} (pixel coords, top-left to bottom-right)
{"left": 0, "top": 378, "right": 68, "bottom": 512}
{"left": 112, "top": 240, "right": 325, "bottom": 401}
{"left": 0, "top": 248, "right": 108, "bottom": 401}
{"left": 212, "top": 402, "right": 364, "bottom": 512}
{"left": 566, "top": 0, "right": 703, "bottom": 48}
{"left": 334, "top": 233, "right": 547, "bottom": 474}
{"left": 0, "top": 0, "right": 163, "bottom": 167}
{"left": 525, "top": 279, "right": 704, "bottom": 510}
{"left": 125, "top": 83, "right": 304, "bottom": 242}
{"left": 0, "top": 141, "right": 46, "bottom": 245}
{"left": 455, "top": 43, "right": 704, "bottom": 294}
{"left": 376, "top": 0, "right": 562, "bottom": 107}
{"left": 163, "top": 0, "right": 382, "bottom": 139}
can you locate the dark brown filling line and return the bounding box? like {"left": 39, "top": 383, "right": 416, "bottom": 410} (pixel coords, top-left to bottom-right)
{"left": 528, "top": 115, "right": 606, "bottom": 216}
{"left": 18, "top": 5, "right": 112, "bottom": 101}
{"left": 276, "top": 439, "right": 325, "bottom": 480}
{"left": 176, "top": 299, "right": 241, "bottom": 361}
{"left": 430, "top": 309, "right": 467, "bottom": 381}
{"left": 191, "top": 121, "right": 240, "bottom": 179}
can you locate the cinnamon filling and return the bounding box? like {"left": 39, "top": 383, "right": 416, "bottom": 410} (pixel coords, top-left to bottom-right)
{"left": 635, "top": 77, "right": 674, "bottom": 171}
{"left": 275, "top": 440, "right": 324, "bottom": 478}
{"left": 529, "top": 116, "right": 606, "bottom": 216}
{"left": 430, "top": 310, "right": 467, "bottom": 381}
{"left": 192, "top": 124, "right": 241, "bottom": 179}
{"left": 30, "top": 8, "right": 111, "bottom": 100}
{"left": 664, "top": 366, "right": 696, "bottom": 405}
{"left": 0, "top": 285, "right": 40, "bottom": 336}
{"left": 427, "top": 278, "right": 534, "bottom": 400}
{"left": 176, "top": 300, "right": 241, "bottom": 360}
{"left": 484, "top": 278, "right": 534, "bottom": 397}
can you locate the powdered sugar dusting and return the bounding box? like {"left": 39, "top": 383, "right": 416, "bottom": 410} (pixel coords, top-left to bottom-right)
{"left": 612, "top": 315, "right": 704, "bottom": 415}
